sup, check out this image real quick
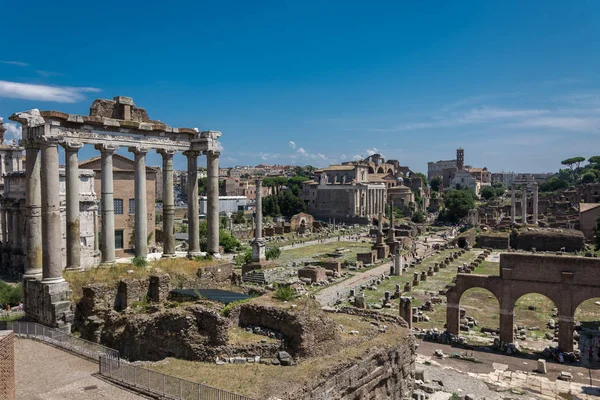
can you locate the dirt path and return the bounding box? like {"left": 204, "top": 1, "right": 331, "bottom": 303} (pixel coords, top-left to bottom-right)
{"left": 315, "top": 231, "right": 449, "bottom": 306}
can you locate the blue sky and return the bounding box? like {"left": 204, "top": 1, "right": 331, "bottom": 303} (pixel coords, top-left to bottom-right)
{"left": 1, "top": 0, "right": 599, "bottom": 173}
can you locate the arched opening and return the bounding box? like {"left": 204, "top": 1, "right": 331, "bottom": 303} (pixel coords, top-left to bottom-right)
{"left": 458, "top": 288, "right": 499, "bottom": 338}
{"left": 376, "top": 167, "right": 384, "bottom": 173}
{"left": 513, "top": 293, "right": 558, "bottom": 343}
{"left": 574, "top": 297, "right": 600, "bottom": 365}
{"left": 368, "top": 167, "right": 375, "bottom": 174}
{"left": 387, "top": 168, "right": 394, "bottom": 175}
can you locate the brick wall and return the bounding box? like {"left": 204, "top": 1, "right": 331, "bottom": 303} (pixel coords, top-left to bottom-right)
{"left": 0, "top": 331, "right": 15, "bottom": 400}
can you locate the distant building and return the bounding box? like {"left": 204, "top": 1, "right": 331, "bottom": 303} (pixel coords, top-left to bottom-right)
{"left": 199, "top": 196, "right": 250, "bottom": 215}
{"left": 450, "top": 169, "right": 480, "bottom": 196}
{"left": 579, "top": 203, "right": 600, "bottom": 240}
{"left": 428, "top": 159, "right": 457, "bottom": 181}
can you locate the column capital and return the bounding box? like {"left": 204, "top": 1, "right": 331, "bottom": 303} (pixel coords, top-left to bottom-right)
{"left": 205, "top": 150, "right": 221, "bottom": 157}
{"left": 157, "top": 148, "right": 177, "bottom": 158}
{"left": 62, "top": 140, "right": 84, "bottom": 152}
{"left": 94, "top": 143, "right": 119, "bottom": 154}
{"left": 37, "top": 136, "right": 61, "bottom": 147}
{"left": 128, "top": 145, "right": 149, "bottom": 154}
{"left": 183, "top": 150, "right": 201, "bottom": 158}
{"left": 255, "top": 177, "right": 263, "bottom": 187}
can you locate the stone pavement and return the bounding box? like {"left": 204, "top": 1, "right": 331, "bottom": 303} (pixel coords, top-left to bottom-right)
{"left": 15, "top": 338, "right": 146, "bottom": 400}
{"left": 416, "top": 340, "right": 600, "bottom": 400}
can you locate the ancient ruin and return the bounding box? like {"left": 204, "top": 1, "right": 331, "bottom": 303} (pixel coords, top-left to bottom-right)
{"left": 8, "top": 96, "right": 222, "bottom": 330}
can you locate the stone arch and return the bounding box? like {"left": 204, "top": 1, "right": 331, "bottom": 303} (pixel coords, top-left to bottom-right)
{"left": 387, "top": 167, "right": 394, "bottom": 175}
{"left": 509, "top": 283, "right": 562, "bottom": 313}
{"left": 458, "top": 287, "right": 500, "bottom": 331}
{"left": 368, "top": 167, "right": 375, "bottom": 174}
{"left": 574, "top": 297, "right": 600, "bottom": 324}
{"left": 571, "top": 286, "right": 600, "bottom": 316}
{"left": 377, "top": 167, "right": 384, "bottom": 173}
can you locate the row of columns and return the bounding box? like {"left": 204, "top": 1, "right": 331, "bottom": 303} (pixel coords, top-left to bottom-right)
{"left": 510, "top": 183, "right": 539, "bottom": 225}
{"left": 22, "top": 139, "right": 221, "bottom": 284}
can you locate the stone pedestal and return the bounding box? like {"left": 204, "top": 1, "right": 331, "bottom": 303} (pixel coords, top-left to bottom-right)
{"left": 23, "top": 279, "right": 73, "bottom": 332}
{"left": 400, "top": 297, "right": 413, "bottom": 329}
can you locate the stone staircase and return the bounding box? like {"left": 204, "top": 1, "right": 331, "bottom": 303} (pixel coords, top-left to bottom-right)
{"left": 242, "top": 270, "right": 267, "bottom": 285}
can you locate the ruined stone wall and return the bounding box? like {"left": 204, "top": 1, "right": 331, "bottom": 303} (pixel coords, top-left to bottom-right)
{"left": 286, "top": 337, "right": 415, "bottom": 400}
{"left": 477, "top": 233, "right": 509, "bottom": 249}
{"left": 513, "top": 229, "right": 584, "bottom": 252}
{"left": 452, "top": 228, "right": 477, "bottom": 248}
{"left": 237, "top": 302, "right": 340, "bottom": 357}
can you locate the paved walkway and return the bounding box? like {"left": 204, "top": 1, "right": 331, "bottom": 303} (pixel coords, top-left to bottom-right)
{"left": 15, "top": 338, "right": 146, "bottom": 400}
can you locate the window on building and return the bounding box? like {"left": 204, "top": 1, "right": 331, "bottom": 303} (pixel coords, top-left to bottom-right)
{"left": 129, "top": 199, "right": 135, "bottom": 214}
{"left": 114, "top": 199, "right": 124, "bottom": 215}
{"left": 115, "top": 230, "right": 124, "bottom": 249}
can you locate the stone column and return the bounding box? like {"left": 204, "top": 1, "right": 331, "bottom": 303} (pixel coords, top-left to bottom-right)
{"left": 130, "top": 146, "right": 149, "bottom": 259}
{"left": 159, "top": 150, "right": 176, "bottom": 258}
{"left": 64, "top": 141, "right": 83, "bottom": 271}
{"left": 40, "top": 139, "right": 64, "bottom": 283}
{"left": 251, "top": 178, "right": 266, "bottom": 264}
{"left": 23, "top": 144, "right": 42, "bottom": 279}
{"left": 206, "top": 150, "right": 220, "bottom": 254}
{"left": 511, "top": 185, "right": 516, "bottom": 223}
{"left": 499, "top": 284, "right": 514, "bottom": 344}
{"left": 558, "top": 315, "right": 574, "bottom": 352}
{"left": 521, "top": 184, "right": 527, "bottom": 224}
{"left": 0, "top": 205, "right": 7, "bottom": 249}
{"left": 184, "top": 151, "right": 201, "bottom": 257}
{"left": 95, "top": 144, "right": 118, "bottom": 265}
{"left": 532, "top": 183, "right": 539, "bottom": 225}
{"left": 10, "top": 204, "right": 19, "bottom": 250}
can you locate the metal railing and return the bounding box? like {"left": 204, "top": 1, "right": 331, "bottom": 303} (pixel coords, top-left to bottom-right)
{"left": 8, "top": 321, "right": 119, "bottom": 362}
{"left": 100, "top": 356, "right": 254, "bottom": 400}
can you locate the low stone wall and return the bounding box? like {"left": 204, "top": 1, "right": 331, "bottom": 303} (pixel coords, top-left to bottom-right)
{"left": 514, "top": 229, "right": 585, "bottom": 252}
{"left": 452, "top": 228, "right": 477, "bottom": 248}
{"left": 286, "top": 337, "right": 415, "bottom": 400}
{"left": 23, "top": 280, "right": 73, "bottom": 332}
{"left": 477, "top": 233, "right": 509, "bottom": 249}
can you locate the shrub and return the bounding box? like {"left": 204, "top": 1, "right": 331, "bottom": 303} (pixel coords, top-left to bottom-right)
{"left": 0, "top": 282, "right": 22, "bottom": 306}
{"left": 132, "top": 256, "right": 148, "bottom": 268}
{"left": 273, "top": 285, "right": 296, "bottom": 301}
{"left": 234, "top": 248, "right": 252, "bottom": 266}
{"left": 265, "top": 247, "right": 281, "bottom": 261}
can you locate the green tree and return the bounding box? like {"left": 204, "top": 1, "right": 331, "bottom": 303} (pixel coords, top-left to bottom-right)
{"left": 411, "top": 211, "right": 425, "bottom": 223}
{"left": 430, "top": 176, "right": 442, "bottom": 192}
{"left": 480, "top": 186, "right": 497, "bottom": 200}
{"left": 539, "top": 176, "right": 569, "bottom": 192}
{"left": 588, "top": 156, "right": 600, "bottom": 166}
{"left": 561, "top": 156, "right": 586, "bottom": 171}
{"left": 582, "top": 172, "right": 598, "bottom": 184}
{"left": 415, "top": 172, "right": 428, "bottom": 187}
{"left": 198, "top": 221, "right": 241, "bottom": 253}
{"left": 440, "top": 189, "right": 476, "bottom": 222}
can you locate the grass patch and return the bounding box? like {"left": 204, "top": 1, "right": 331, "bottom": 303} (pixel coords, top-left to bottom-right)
{"left": 276, "top": 241, "right": 372, "bottom": 266}
{"left": 273, "top": 286, "right": 296, "bottom": 301}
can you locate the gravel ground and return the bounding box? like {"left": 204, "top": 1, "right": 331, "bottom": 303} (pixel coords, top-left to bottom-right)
{"left": 15, "top": 338, "right": 147, "bottom": 400}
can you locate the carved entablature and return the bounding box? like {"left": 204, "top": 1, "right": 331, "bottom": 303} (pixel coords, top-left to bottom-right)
{"left": 9, "top": 97, "right": 221, "bottom": 154}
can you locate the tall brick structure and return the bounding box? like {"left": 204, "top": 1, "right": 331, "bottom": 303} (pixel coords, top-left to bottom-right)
{"left": 0, "top": 331, "right": 15, "bottom": 400}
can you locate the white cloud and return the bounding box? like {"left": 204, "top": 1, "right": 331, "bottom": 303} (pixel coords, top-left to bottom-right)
{"left": 515, "top": 117, "right": 600, "bottom": 133}
{"left": 317, "top": 153, "right": 326, "bottom": 160}
{"left": 3, "top": 122, "right": 22, "bottom": 143}
{"left": 340, "top": 154, "right": 347, "bottom": 160}
{"left": 352, "top": 155, "right": 363, "bottom": 161}
{"left": 0, "top": 80, "right": 101, "bottom": 103}
{"left": 1, "top": 61, "right": 28, "bottom": 67}
{"left": 288, "top": 141, "right": 296, "bottom": 149}
{"left": 297, "top": 147, "right": 307, "bottom": 155}
{"left": 216, "top": 142, "right": 225, "bottom": 152}
{"left": 366, "top": 147, "right": 379, "bottom": 156}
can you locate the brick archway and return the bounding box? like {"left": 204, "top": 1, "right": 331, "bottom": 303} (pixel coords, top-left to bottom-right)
{"left": 446, "top": 254, "right": 600, "bottom": 352}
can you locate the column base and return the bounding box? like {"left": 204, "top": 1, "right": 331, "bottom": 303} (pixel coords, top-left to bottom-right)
{"left": 41, "top": 276, "right": 66, "bottom": 284}
{"left": 23, "top": 279, "right": 73, "bottom": 332}
{"left": 64, "top": 265, "right": 82, "bottom": 272}
{"left": 161, "top": 253, "right": 177, "bottom": 259}
{"left": 99, "top": 261, "right": 116, "bottom": 268}
{"left": 187, "top": 251, "right": 204, "bottom": 258}
{"left": 22, "top": 270, "right": 42, "bottom": 280}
